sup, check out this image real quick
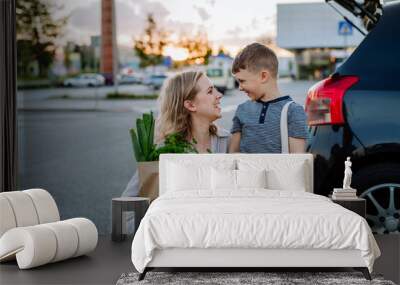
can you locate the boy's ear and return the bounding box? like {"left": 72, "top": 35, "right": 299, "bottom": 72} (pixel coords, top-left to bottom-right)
{"left": 260, "top": 70, "right": 270, "bottom": 83}
{"left": 184, "top": 100, "right": 196, "bottom": 112}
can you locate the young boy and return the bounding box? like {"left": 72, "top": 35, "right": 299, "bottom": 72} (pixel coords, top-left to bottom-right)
{"left": 229, "top": 43, "right": 308, "bottom": 153}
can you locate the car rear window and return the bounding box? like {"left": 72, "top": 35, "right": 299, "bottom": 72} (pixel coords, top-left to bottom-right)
{"left": 337, "top": 2, "right": 400, "bottom": 89}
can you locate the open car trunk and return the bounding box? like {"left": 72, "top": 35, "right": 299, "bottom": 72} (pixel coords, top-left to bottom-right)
{"left": 327, "top": 0, "right": 383, "bottom": 31}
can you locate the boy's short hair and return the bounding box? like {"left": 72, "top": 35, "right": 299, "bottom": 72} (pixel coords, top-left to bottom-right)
{"left": 232, "top": 42, "right": 278, "bottom": 78}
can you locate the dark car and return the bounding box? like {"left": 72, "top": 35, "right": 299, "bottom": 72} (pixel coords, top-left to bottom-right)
{"left": 305, "top": 0, "right": 400, "bottom": 234}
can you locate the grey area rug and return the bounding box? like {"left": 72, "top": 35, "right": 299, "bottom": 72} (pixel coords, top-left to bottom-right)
{"left": 116, "top": 272, "right": 396, "bottom": 285}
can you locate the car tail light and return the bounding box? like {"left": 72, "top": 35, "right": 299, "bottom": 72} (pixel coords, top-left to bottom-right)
{"left": 305, "top": 75, "right": 359, "bottom": 125}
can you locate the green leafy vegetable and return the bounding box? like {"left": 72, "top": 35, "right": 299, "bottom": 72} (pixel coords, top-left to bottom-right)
{"left": 130, "top": 112, "right": 209, "bottom": 162}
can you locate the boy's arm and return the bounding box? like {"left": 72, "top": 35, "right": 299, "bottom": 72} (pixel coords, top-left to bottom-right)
{"left": 287, "top": 103, "right": 308, "bottom": 153}
{"left": 229, "top": 105, "right": 242, "bottom": 153}
{"left": 289, "top": 137, "right": 306, "bottom": 153}
{"left": 228, "top": 132, "right": 241, "bottom": 153}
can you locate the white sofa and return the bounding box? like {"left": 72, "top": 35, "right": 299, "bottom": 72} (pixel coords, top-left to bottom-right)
{"left": 0, "top": 188, "right": 98, "bottom": 269}
{"left": 132, "top": 154, "right": 380, "bottom": 281}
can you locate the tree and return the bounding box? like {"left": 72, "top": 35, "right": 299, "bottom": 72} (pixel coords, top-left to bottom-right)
{"left": 134, "top": 14, "right": 169, "bottom": 68}
{"left": 217, "top": 46, "right": 230, "bottom": 57}
{"left": 176, "top": 32, "right": 212, "bottom": 66}
{"left": 16, "top": 0, "right": 67, "bottom": 78}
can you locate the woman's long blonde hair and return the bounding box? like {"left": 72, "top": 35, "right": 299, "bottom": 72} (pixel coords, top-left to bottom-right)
{"left": 155, "top": 70, "right": 217, "bottom": 143}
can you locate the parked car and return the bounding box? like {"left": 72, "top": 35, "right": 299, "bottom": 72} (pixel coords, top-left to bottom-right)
{"left": 305, "top": 0, "right": 400, "bottom": 234}
{"left": 102, "top": 73, "right": 114, "bottom": 85}
{"left": 64, "top": 73, "right": 105, "bottom": 87}
{"left": 118, "top": 74, "right": 142, "bottom": 85}
{"left": 206, "top": 67, "right": 236, "bottom": 94}
{"left": 146, "top": 74, "right": 168, "bottom": 90}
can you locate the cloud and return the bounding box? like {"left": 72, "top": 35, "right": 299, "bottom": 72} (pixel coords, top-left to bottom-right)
{"left": 226, "top": 27, "right": 244, "bottom": 36}
{"left": 53, "top": 0, "right": 274, "bottom": 54}
{"left": 131, "top": 0, "right": 170, "bottom": 24}
{"left": 68, "top": 2, "right": 100, "bottom": 37}
{"left": 212, "top": 35, "right": 261, "bottom": 56}
{"left": 206, "top": 0, "right": 216, "bottom": 7}
{"left": 167, "top": 20, "right": 198, "bottom": 39}
{"left": 63, "top": 0, "right": 171, "bottom": 45}
{"left": 49, "top": 1, "right": 99, "bottom": 46}
{"left": 194, "top": 6, "right": 211, "bottom": 22}
{"left": 211, "top": 30, "right": 276, "bottom": 56}
{"left": 251, "top": 18, "right": 260, "bottom": 29}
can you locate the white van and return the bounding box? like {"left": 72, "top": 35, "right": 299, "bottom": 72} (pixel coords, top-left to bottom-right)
{"left": 206, "top": 66, "right": 236, "bottom": 94}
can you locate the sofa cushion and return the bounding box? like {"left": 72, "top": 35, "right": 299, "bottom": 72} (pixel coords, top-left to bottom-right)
{"left": 24, "top": 189, "right": 60, "bottom": 224}
{"left": 0, "top": 196, "right": 17, "bottom": 237}
{"left": 0, "top": 189, "right": 60, "bottom": 238}
{"left": 0, "top": 191, "right": 39, "bottom": 227}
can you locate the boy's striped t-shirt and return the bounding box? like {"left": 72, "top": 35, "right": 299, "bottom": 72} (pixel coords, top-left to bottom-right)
{"left": 230, "top": 96, "right": 308, "bottom": 153}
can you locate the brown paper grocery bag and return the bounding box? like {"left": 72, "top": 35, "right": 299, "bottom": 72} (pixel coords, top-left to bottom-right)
{"left": 137, "top": 161, "right": 159, "bottom": 202}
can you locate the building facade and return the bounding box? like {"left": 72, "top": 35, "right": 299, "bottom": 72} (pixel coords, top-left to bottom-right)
{"left": 277, "top": 2, "right": 365, "bottom": 79}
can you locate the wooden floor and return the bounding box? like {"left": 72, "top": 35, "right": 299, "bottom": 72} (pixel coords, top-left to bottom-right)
{"left": 1, "top": 235, "right": 398, "bottom": 285}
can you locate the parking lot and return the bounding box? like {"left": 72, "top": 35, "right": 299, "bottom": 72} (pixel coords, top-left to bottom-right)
{"left": 18, "top": 79, "right": 316, "bottom": 234}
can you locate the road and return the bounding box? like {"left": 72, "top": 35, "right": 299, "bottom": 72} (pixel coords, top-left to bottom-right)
{"left": 18, "top": 79, "right": 316, "bottom": 234}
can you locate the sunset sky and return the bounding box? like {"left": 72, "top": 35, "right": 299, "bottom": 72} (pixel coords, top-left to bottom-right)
{"left": 55, "top": 0, "right": 322, "bottom": 56}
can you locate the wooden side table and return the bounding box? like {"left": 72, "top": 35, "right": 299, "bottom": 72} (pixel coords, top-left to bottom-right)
{"left": 112, "top": 197, "right": 150, "bottom": 242}
{"left": 331, "top": 197, "right": 366, "bottom": 218}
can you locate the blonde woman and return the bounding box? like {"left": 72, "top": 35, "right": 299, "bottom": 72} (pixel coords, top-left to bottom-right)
{"left": 122, "top": 70, "right": 230, "bottom": 196}
{"left": 156, "top": 70, "right": 230, "bottom": 153}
